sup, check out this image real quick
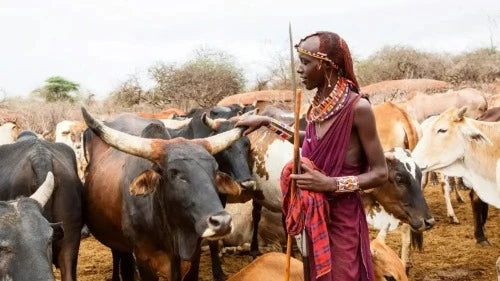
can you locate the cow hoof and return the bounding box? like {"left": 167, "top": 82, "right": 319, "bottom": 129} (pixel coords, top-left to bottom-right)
{"left": 449, "top": 216, "right": 460, "bottom": 224}
{"left": 478, "top": 240, "right": 492, "bottom": 247}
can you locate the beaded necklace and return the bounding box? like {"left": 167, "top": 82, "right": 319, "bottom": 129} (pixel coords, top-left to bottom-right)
{"left": 306, "top": 77, "right": 351, "bottom": 124}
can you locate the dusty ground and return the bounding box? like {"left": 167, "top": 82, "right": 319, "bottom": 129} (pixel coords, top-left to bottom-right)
{"left": 55, "top": 185, "right": 499, "bottom": 281}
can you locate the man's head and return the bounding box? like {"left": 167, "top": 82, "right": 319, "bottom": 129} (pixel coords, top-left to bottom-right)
{"left": 295, "top": 32, "right": 358, "bottom": 91}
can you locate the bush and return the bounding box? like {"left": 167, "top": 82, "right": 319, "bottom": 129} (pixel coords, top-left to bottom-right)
{"left": 110, "top": 75, "right": 145, "bottom": 107}
{"left": 32, "top": 76, "right": 81, "bottom": 103}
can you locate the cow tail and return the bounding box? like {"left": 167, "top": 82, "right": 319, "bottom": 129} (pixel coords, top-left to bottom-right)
{"left": 410, "top": 230, "right": 424, "bottom": 251}
{"left": 30, "top": 143, "right": 54, "bottom": 189}
{"left": 393, "top": 103, "right": 419, "bottom": 150}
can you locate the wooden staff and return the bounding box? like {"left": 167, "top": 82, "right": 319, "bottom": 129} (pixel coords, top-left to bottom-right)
{"left": 284, "top": 22, "right": 308, "bottom": 281}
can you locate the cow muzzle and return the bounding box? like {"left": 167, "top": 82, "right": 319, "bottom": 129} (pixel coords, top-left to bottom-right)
{"left": 201, "top": 211, "right": 232, "bottom": 240}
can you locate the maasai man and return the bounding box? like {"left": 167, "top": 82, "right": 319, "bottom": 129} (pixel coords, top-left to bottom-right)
{"left": 236, "top": 31, "right": 388, "bottom": 281}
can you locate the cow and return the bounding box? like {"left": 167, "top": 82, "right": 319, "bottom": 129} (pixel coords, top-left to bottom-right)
{"left": 226, "top": 241, "right": 408, "bottom": 281}
{"left": 55, "top": 120, "right": 88, "bottom": 180}
{"left": 0, "top": 121, "right": 20, "bottom": 145}
{"left": 412, "top": 106, "right": 500, "bottom": 208}
{"left": 479, "top": 107, "right": 500, "bottom": 122}
{"left": 488, "top": 94, "right": 500, "bottom": 108}
{"left": 0, "top": 173, "right": 65, "bottom": 281}
{"left": 373, "top": 102, "right": 420, "bottom": 151}
{"left": 401, "top": 88, "right": 488, "bottom": 123}
{"left": 81, "top": 108, "right": 245, "bottom": 281}
{"left": 0, "top": 132, "right": 83, "bottom": 281}
{"left": 497, "top": 256, "right": 500, "bottom": 281}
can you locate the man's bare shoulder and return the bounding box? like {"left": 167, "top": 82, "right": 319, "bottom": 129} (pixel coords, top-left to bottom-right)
{"left": 353, "top": 97, "right": 374, "bottom": 124}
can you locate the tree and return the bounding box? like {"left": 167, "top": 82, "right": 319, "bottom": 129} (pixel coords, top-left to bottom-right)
{"left": 148, "top": 48, "right": 245, "bottom": 109}
{"left": 33, "top": 76, "right": 80, "bottom": 102}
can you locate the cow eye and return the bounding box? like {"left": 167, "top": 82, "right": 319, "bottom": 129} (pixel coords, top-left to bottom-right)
{"left": 437, "top": 128, "right": 447, "bottom": 134}
{"left": 62, "top": 131, "right": 70, "bottom": 135}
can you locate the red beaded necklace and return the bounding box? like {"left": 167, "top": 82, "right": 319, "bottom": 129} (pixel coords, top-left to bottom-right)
{"left": 307, "top": 77, "right": 351, "bottom": 124}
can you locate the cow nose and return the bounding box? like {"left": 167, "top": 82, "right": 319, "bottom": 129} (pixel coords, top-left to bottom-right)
{"left": 240, "top": 180, "right": 256, "bottom": 190}
{"left": 424, "top": 217, "right": 436, "bottom": 229}
{"left": 202, "top": 211, "right": 232, "bottom": 238}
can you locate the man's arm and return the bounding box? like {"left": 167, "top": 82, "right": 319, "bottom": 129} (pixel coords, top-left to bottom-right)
{"left": 353, "top": 98, "right": 388, "bottom": 190}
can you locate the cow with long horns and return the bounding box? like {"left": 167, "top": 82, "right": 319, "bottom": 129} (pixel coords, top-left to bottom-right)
{"left": 81, "top": 108, "right": 245, "bottom": 280}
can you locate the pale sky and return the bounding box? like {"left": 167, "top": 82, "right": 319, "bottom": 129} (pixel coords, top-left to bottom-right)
{"left": 1, "top": 0, "right": 499, "bottom": 98}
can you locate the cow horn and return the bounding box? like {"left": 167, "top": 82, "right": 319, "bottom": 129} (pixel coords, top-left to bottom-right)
{"left": 191, "top": 127, "right": 244, "bottom": 155}
{"left": 81, "top": 107, "right": 162, "bottom": 162}
{"left": 30, "top": 172, "right": 55, "bottom": 207}
{"left": 202, "top": 113, "right": 221, "bottom": 131}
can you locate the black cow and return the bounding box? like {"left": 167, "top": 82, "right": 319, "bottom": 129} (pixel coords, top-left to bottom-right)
{"left": 0, "top": 173, "right": 64, "bottom": 281}
{"left": 82, "top": 108, "right": 244, "bottom": 281}
{"left": 0, "top": 132, "right": 82, "bottom": 281}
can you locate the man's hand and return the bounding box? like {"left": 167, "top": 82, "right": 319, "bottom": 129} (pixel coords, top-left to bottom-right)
{"left": 290, "top": 163, "right": 336, "bottom": 192}
{"left": 235, "top": 115, "right": 271, "bottom": 135}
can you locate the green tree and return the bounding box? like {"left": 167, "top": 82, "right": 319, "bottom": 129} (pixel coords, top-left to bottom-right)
{"left": 34, "top": 76, "right": 80, "bottom": 102}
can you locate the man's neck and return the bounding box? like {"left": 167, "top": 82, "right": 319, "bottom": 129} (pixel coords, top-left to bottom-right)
{"left": 317, "top": 76, "right": 339, "bottom": 100}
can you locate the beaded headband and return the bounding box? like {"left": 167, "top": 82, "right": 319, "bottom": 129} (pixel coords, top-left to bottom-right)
{"left": 296, "top": 47, "right": 339, "bottom": 70}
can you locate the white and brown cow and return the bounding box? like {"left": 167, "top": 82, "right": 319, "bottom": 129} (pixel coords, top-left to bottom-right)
{"left": 54, "top": 120, "right": 87, "bottom": 179}
{"left": 0, "top": 121, "right": 21, "bottom": 145}
{"left": 412, "top": 107, "right": 500, "bottom": 208}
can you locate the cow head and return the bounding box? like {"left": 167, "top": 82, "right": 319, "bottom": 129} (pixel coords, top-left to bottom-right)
{"left": 412, "top": 107, "right": 491, "bottom": 175}
{"left": 82, "top": 108, "right": 243, "bottom": 260}
{"left": 368, "top": 148, "right": 434, "bottom": 231}
{"left": 202, "top": 113, "right": 256, "bottom": 190}
{"left": 0, "top": 173, "right": 62, "bottom": 281}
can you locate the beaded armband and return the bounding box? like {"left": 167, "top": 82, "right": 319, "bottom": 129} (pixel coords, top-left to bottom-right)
{"left": 266, "top": 119, "right": 294, "bottom": 140}
{"left": 335, "top": 176, "right": 360, "bottom": 193}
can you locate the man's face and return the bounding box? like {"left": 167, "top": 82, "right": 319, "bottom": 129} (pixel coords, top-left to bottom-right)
{"left": 297, "top": 36, "right": 325, "bottom": 90}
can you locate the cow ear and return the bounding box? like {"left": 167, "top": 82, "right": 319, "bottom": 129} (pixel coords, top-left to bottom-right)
{"left": 215, "top": 172, "right": 241, "bottom": 196}
{"left": 130, "top": 169, "right": 161, "bottom": 196}
{"left": 461, "top": 124, "right": 492, "bottom": 145}
{"left": 454, "top": 106, "right": 468, "bottom": 121}
{"left": 50, "top": 222, "right": 64, "bottom": 242}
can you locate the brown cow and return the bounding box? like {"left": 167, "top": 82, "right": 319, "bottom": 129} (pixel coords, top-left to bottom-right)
{"left": 373, "top": 102, "right": 420, "bottom": 151}
{"left": 371, "top": 236, "right": 409, "bottom": 281}
{"left": 402, "top": 88, "right": 488, "bottom": 123}
{"left": 136, "top": 107, "right": 186, "bottom": 119}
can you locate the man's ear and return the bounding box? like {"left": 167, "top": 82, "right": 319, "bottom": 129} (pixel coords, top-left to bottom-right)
{"left": 215, "top": 172, "right": 241, "bottom": 196}
{"left": 130, "top": 169, "right": 161, "bottom": 196}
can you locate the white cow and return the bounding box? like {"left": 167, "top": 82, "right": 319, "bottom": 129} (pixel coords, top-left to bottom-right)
{"left": 0, "top": 122, "right": 20, "bottom": 145}
{"left": 54, "top": 120, "right": 87, "bottom": 179}
{"left": 412, "top": 107, "right": 500, "bottom": 208}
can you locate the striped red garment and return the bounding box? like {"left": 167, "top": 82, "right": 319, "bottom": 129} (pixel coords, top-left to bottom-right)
{"left": 280, "top": 158, "right": 332, "bottom": 278}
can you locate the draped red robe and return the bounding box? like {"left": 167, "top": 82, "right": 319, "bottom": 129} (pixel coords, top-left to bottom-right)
{"left": 301, "top": 93, "right": 375, "bottom": 281}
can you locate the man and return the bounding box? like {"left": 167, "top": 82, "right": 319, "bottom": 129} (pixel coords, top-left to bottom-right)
{"left": 236, "top": 31, "right": 387, "bottom": 281}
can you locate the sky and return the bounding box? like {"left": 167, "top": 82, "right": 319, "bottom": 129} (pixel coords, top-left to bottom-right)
{"left": 1, "top": 0, "right": 499, "bottom": 98}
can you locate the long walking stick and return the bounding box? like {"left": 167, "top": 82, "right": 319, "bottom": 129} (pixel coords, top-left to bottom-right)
{"left": 284, "top": 22, "right": 309, "bottom": 281}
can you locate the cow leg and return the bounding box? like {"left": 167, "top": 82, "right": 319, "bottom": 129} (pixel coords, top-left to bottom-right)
{"left": 209, "top": 240, "right": 226, "bottom": 281}
{"left": 442, "top": 176, "right": 459, "bottom": 224}
{"left": 111, "top": 250, "right": 135, "bottom": 281}
{"left": 421, "top": 171, "right": 428, "bottom": 190}
{"left": 400, "top": 224, "right": 412, "bottom": 275}
{"left": 137, "top": 259, "right": 159, "bottom": 281}
{"left": 451, "top": 177, "right": 465, "bottom": 203}
{"left": 250, "top": 200, "right": 263, "bottom": 259}
{"left": 470, "top": 190, "right": 491, "bottom": 246}
{"left": 81, "top": 224, "right": 91, "bottom": 239}
{"left": 184, "top": 243, "right": 202, "bottom": 281}
{"left": 54, "top": 223, "right": 80, "bottom": 281}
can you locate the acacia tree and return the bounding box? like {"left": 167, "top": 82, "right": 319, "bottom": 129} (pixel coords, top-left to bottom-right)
{"left": 33, "top": 76, "right": 80, "bottom": 102}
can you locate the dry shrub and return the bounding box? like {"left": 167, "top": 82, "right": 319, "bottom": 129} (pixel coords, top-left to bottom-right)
{"left": 446, "top": 48, "right": 500, "bottom": 84}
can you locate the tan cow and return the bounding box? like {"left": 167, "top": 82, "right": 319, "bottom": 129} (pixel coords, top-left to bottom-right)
{"left": 0, "top": 121, "right": 21, "bottom": 145}
{"left": 373, "top": 102, "right": 420, "bottom": 151}
{"left": 412, "top": 107, "right": 500, "bottom": 208}
{"left": 402, "top": 88, "right": 488, "bottom": 123}
{"left": 136, "top": 107, "right": 186, "bottom": 119}
{"left": 54, "top": 120, "right": 87, "bottom": 179}
{"left": 227, "top": 242, "right": 408, "bottom": 281}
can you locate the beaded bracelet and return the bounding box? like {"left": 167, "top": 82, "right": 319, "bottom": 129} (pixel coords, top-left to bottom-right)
{"left": 266, "top": 119, "right": 294, "bottom": 140}
{"left": 335, "top": 176, "right": 360, "bottom": 193}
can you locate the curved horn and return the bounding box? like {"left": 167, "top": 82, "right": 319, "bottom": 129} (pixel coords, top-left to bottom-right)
{"left": 202, "top": 113, "right": 221, "bottom": 131}
{"left": 191, "top": 127, "right": 244, "bottom": 155}
{"left": 30, "top": 172, "right": 55, "bottom": 207}
{"left": 81, "top": 107, "right": 164, "bottom": 163}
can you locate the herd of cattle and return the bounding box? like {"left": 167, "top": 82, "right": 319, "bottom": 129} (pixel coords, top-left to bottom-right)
{"left": 0, "top": 82, "right": 500, "bottom": 281}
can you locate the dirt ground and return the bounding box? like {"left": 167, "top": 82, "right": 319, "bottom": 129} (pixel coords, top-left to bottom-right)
{"left": 55, "top": 185, "right": 499, "bottom": 281}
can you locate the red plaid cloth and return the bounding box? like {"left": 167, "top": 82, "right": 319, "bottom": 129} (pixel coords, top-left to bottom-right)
{"left": 280, "top": 158, "right": 332, "bottom": 278}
